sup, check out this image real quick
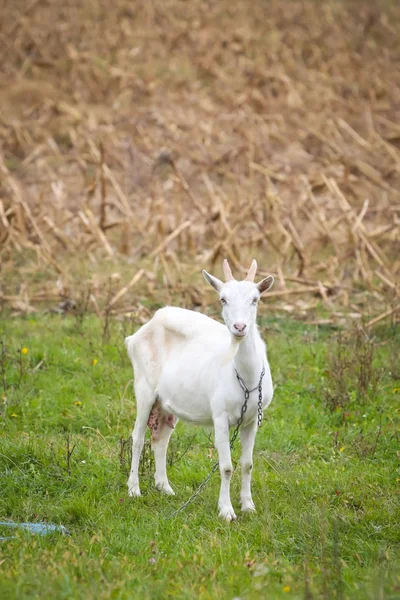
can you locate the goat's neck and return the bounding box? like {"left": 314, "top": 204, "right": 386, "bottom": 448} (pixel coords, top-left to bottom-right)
{"left": 233, "top": 324, "right": 264, "bottom": 387}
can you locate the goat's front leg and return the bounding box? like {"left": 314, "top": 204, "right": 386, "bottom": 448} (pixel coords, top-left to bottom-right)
{"left": 240, "top": 419, "right": 258, "bottom": 512}
{"left": 214, "top": 413, "right": 236, "bottom": 522}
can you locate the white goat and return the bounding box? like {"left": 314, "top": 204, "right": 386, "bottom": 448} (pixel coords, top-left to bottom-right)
{"left": 125, "top": 259, "right": 274, "bottom": 521}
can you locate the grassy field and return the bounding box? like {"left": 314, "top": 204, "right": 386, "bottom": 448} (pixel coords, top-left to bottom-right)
{"left": 0, "top": 312, "right": 399, "bottom": 599}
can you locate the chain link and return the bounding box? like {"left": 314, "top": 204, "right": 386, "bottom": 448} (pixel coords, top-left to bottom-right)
{"left": 257, "top": 367, "right": 265, "bottom": 428}
{"left": 235, "top": 366, "right": 265, "bottom": 430}
{"left": 167, "top": 366, "right": 265, "bottom": 518}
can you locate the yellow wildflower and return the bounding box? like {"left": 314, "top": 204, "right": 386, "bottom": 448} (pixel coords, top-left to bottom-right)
{"left": 74, "top": 401, "right": 83, "bottom": 407}
{"left": 339, "top": 446, "right": 345, "bottom": 452}
{"left": 92, "top": 359, "right": 98, "bottom": 366}
{"left": 11, "top": 413, "right": 18, "bottom": 418}
{"left": 21, "top": 347, "right": 28, "bottom": 355}
{"left": 283, "top": 586, "right": 291, "bottom": 593}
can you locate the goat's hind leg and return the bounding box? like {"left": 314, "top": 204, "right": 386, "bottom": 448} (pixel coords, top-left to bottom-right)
{"left": 127, "top": 380, "right": 153, "bottom": 497}
{"left": 151, "top": 404, "right": 177, "bottom": 495}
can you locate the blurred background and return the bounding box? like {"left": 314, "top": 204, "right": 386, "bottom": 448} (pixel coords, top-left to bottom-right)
{"left": 0, "top": 0, "right": 399, "bottom": 325}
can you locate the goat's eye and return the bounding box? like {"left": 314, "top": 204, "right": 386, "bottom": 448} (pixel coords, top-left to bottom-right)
{"left": 252, "top": 298, "right": 259, "bottom": 304}
{"left": 220, "top": 298, "right": 227, "bottom": 305}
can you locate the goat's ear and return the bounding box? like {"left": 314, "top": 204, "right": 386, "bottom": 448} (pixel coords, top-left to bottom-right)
{"left": 257, "top": 275, "right": 274, "bottom": 296}
{"left": 202, "top": 270, "right": 224, "bottom": 293}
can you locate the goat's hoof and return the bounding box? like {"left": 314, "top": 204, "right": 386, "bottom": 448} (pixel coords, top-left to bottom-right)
{"left": 218, "top": 506, "right": 237, "bottom": 522}
{"left": 241, "top": 498, "right": 256, "bottom": 512}
{"left": 127, "top": 484, "right": 141, "bottom": 497}
{"left": 155, "top": 481, "right": 175, "bottom": 495}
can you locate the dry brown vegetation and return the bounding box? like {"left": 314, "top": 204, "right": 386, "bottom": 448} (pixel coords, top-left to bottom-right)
{"left": 0, "top": 0, "right": 399, "bottom": 325}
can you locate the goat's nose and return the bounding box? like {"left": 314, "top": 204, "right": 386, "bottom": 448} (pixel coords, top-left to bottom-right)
{"left": 234, "top": 322, "right": 246, "bottom": 333}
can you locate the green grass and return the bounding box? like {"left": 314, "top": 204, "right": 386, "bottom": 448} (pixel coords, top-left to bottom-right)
{"left": 0, "top": 313, "right": 399, "bottom": 599}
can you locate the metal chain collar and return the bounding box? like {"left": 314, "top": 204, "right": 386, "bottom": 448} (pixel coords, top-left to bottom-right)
{"left": 234, "top": 365, "right": 266, "bottom": 430}
{"left": 167, "top": 365, "right": 265, "bottom": 518}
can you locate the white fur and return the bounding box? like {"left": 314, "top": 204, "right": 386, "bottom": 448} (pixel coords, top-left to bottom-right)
{"left": 125, "top": 262, "right": 274, "bottom": 521}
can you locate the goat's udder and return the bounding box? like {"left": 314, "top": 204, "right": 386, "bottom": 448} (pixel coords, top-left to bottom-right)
{"left": 147, "top": 399, "right": 176, "bottom": 441}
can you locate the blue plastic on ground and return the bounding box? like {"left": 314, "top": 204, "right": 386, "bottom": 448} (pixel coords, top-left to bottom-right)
{"left": 0, "top": 521, "right": 70, "bottom": 540}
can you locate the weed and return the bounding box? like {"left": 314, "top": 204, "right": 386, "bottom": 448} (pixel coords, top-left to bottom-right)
{"left": 168, "top": 433, "right": 198, "bottom": 467}
{"left": 119, "top": 436, "right": 130, "bottom": 467}
{"left": 73, "top": 285, "right": 92, "bottom": 330}
{"left": 102, "top": 277, "right": 115, "bottom": 341}
{"left": 323, "top": 325, "right": 381, "bottom": 413}
{"left": 0, "top": 340, "right": 29, "bottom": 397}
{"left": 139, "top": 439, "right": 154, "bottom": 478}
{"left": 353, "top": 410, "right": 383, "bottom": 459}
{"left": 64, "top": 432, "right": 77, "bottom": 475}
{"left": 324, "top": 332, "right": 351, "bottom": 412}
{"left": 354, "top": 328, "right": 381, "bottom": 400}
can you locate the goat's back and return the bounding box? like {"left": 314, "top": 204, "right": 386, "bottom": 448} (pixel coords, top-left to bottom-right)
{"left": 125, "top": 307, "right": 225, "bottom": 389}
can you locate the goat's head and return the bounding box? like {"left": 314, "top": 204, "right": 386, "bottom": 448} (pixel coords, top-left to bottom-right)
{"left": 202, "top": 259, "right": 274, "bottom": 339}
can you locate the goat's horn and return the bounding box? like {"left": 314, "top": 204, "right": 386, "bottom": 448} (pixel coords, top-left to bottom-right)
{"left": 223, "top": 259, "right": 234, "bottom": 281}
{"left": 245, "top": 259, "right": 258, "bottom": 281}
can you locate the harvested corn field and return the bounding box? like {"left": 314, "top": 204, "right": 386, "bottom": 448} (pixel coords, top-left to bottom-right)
{"left": 0, "top": 0, "right": 399, "bottom": 323}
